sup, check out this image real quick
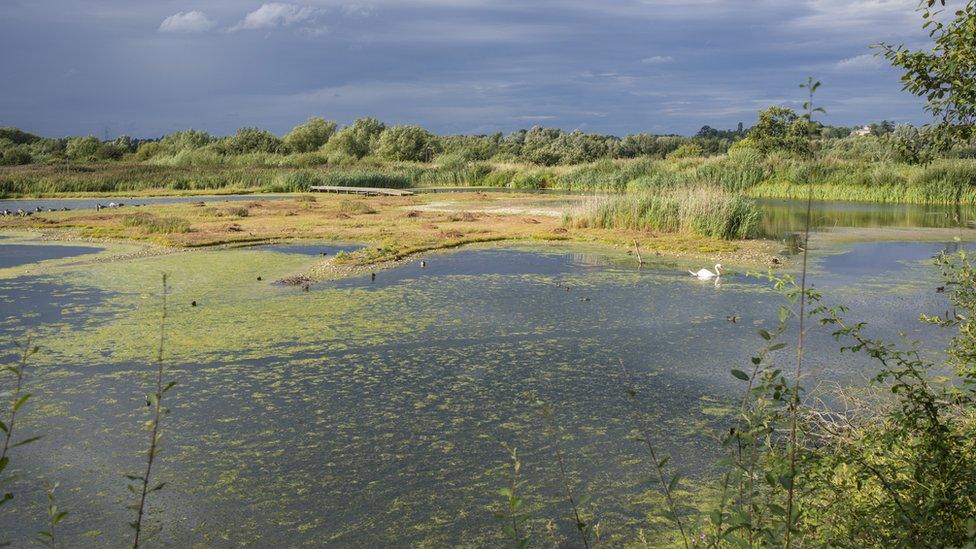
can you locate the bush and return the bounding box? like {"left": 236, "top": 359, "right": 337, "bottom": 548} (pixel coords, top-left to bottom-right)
{"left": 0, "top": 144, "right": 32, "bottom": 165}
{"left": 510, "top": 169, "right": 556, "bottom": 189}
{"left": 337, "top": 200, "right": 376, "bottom": 214}
{"left": 667, "top": 143, "right": 704, "bottom": 159}
{"left": 218, "top": 128, "right": 283, "bottom": 155}
{"left": 94, "top": 143, "right": 125, "bottom": 161}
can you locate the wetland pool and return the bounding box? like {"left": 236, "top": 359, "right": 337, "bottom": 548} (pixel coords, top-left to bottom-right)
{"left": 0, "top": 234, "right": 968, "bottom": 546}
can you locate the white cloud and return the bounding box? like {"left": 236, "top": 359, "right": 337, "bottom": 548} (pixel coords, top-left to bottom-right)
{"left": 230, "top": 3, "right": 319, "bottom": 31}
{"left": 158, "top": 11, "right": 216, "bottom": 33}
{"left": 641, "top": 55, "right": 674, "bottom": 64}
{"left": 834, "top": 53, "right": 882, "bottom": 71}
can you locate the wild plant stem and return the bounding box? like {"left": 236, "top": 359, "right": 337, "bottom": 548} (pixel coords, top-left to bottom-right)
{"left": 132, "top": 274, "right": 169, "bottom": 549}
{"left": 783, "top": 169, "right": 814, "bottom": 548}
{"left": 542, "top": 407, "right": 591, "bottom": 549}
{"left": 1, "top": 337, "right": 33, "bottom": 464}
{"left": 617, "top": 360, "right": 689, "bottom": 549}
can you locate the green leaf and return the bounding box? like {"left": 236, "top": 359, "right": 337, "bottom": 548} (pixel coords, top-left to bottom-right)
{"left": 12, "top": 393, "right": 31, "bottom": 412}
{"left": 668, "top": 474, "right": 682, "bottom": 492}
{"left": 758, "top": 329, "right": 772, "bottom": 340}
{"left": 731, "top": 369, "right": 750, "bottom": 381}
{"left": 769, "top": 342, "right": 787, "bottom": 351}
{"left": 11, "top": 436, "right": 41, "bottom": 448}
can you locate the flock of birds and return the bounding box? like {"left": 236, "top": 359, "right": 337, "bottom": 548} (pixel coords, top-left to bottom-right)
{"left": 1, "top": 201, "right": 129, "bottom": 217}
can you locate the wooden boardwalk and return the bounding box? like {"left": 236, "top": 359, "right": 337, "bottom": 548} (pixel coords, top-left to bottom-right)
{"left": 309, "top": 185, "right": 414, "bottom": 196}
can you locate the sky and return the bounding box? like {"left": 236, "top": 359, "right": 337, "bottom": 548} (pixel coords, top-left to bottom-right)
{"left": 0, "top": 0, "right": 942, "bottom": 138}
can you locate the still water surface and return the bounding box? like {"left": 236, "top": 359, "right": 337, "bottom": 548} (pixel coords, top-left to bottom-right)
{"left": 0, "top": 212, "right": 969, "bottom": 545}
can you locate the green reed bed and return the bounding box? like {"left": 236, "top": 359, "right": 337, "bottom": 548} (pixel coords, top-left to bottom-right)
{"left": 569, "top": 187, "right": 761, "bottom": 240}
{"left": 121, "top": 212, "right": 191, "bottom": 234}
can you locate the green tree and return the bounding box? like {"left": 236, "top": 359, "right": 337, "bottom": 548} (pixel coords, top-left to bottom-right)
{"left": 748, "top": 106, "right": 810, "bottom": 155}
{"left": 219, "top": 128, "right": 283, "bottom": 155}
{"left": 160, "top": 129, "right": 213, "bottom": 152}
{"left": 376, "top": 125, "right": 440, "bottom": 161}
{"left": 879, "top": 0, "right": 976, "bottom": 149}
{"left": 666, "top": 142, "right": 704, "bottom": 159}
{"left": 324, "top": 117, "right": 386, "bottom": 159}
{"left": 284, "top": 117, "right": 337, "bottom": 153}
{"left": 65, "top": 136, "right": 100, "bottom": 160}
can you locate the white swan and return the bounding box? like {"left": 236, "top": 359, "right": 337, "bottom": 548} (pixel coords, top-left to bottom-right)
{"left": 689, "top": 263, "right": 722, "bottom": 280}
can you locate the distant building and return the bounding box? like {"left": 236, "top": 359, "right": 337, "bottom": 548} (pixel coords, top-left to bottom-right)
{"left": 851, "top": 125, "right": 872, "bottom": 137}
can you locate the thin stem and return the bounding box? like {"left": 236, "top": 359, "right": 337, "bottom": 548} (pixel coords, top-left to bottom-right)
{"left": 132, "top": 274, "right": 169, "bottom": 549}
{"left": 1, "top": 337, "right": 34, "bottom": 464}
{"left": 618, "top": 360, "right": 689, "bottom": 549}
{"left": 783, "top": 141, "right": 815, "bottom": 549}
{"left": 542, "top": 405, "right": 591, "bottom": 549}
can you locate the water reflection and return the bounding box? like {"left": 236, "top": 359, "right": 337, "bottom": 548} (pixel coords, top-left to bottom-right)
{"left": 758, "top": 198, "right": 976, "bottom": 236}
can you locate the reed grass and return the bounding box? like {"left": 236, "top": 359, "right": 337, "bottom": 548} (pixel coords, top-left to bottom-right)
{"left": 569, "top": 187, "right": 762, "bottom": 239}
{"left": 3, "top": 155, "right": 975, "bottom": 205}
{"left": 121, "top": 212, "right": 191, "bottom": 234}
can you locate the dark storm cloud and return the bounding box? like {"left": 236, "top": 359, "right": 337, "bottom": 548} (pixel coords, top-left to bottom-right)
{"left": 0, "top": 0, "right": 934, "bottom": 137}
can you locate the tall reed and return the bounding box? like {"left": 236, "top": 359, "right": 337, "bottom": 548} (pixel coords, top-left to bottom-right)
{"left": 569, "top": 187, "right": 761, "bottom": 239}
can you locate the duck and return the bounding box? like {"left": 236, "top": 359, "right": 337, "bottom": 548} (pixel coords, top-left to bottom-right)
{"left": 689, "top": 263, "right": 722, "bottom": 280}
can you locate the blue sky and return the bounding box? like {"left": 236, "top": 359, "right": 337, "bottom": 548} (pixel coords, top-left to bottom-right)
{"left": 0, "top": 0, "right": 938, "bottom": 138}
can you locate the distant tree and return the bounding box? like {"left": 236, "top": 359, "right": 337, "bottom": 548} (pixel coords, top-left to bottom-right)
{"left": 0, "top": 139, "right": 32, "bottom": 165}
{"left": 884, "top": 124, "right": 937, "bottom": 164}
{"left": 748, "top": 106, "right": 810, "bottom": 155}
{"left": 284, "top": 117, "right": 338, "bottom": 153}
{"left": 440, "top": 133, "right": 502, "bottom": 161}
{"left": 94, "top": 143, "right": 125, "bottom": 160}
{"left": 112, "top": 135, "right": 137, "bottom": 153}
{"left": 869, "top": 120, "right": 896, "bottom": 136}
{"left": 0, "top": 127, "right": 40, "bottom": 145}
{"left": 219, "top": 128, "right": 283, "bottom": 155}
{"left": 696, "top": 125, "right": 719, "bottom": 138}
{"left": 160, "top": 130, "right": 213, "bottom": 152}
{"left": 376, "top": 125, "right": 441, "bottom": 161}
{"left": 879, "top": 0, "right": 976, "bottom": 149}
{"left": 65, "top": 136, "right": 101, "bottom": 160}
{"left": 667, "top": 142, "right": 704, "bottom": 159}
{"left": 617, "top": 133, "right": 661, "bottom": 158}
{"left": 324, "top": 117, "right": 386, "bottom": 159}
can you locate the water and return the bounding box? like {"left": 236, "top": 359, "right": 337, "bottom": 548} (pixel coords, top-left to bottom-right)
{"left": 0, "top": 231, "right": 963, "bottom": 546}
{"left": 0, "top": 194, "right": 291, "bottom": 212}
{"left": 0, "top": 243, "right": 103, "bottom": 269}
{"left": 758, "top": 198, "right": 976, "bottom": 235}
